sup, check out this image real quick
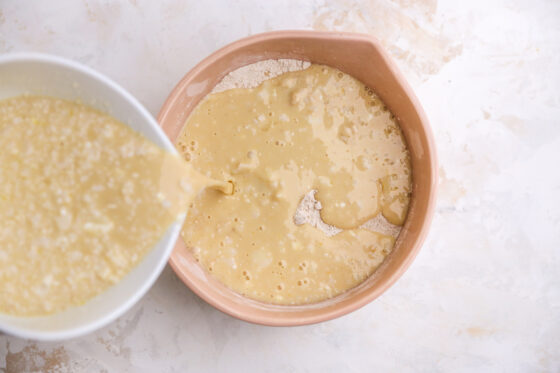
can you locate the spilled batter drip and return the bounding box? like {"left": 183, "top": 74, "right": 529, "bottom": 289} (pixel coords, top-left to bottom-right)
{"left": 177, "top": 64, "right": 412, "bottom": 304}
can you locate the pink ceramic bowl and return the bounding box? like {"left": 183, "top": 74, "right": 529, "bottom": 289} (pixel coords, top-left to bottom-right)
{"left": 158, "top": 31, "right": 437, "bottom": 326}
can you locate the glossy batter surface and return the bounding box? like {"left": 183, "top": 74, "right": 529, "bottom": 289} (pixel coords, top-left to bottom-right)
{"left": 0, "top": 96, "right": 197, "bottom": 316}
{"left": 178, "top": 64, "right": 411, "bottom": 304}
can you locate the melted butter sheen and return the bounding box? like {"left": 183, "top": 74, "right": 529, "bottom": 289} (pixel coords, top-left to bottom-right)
{"left": 0, "top": 96, "right": 202, "bottom": 316}
{"left": 178, "top": 64, "right": 412, "bottom": 305}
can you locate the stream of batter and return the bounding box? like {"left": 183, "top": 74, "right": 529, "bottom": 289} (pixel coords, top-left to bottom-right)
{"left": 177, "top": 64, "right": 412, "bottom": 304}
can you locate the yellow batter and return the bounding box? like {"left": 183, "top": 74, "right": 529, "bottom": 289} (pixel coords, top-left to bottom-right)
{"left": 178, "top": 64, "right": 412, "bottom": 304}
{"left": 0, "top": 95, "right": 225, "bottom": 316}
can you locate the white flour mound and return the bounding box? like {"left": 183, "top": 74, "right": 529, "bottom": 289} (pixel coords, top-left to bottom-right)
{"left": 293, "top": 190, "right": 402, "bottom": 239}
{"left": 293, "top": 190, "right": 342, "bottom": 237}
{"left": 358, "top": 212, "right": 402, "bottom": 238}
{"left": 212, "top": 59, "right": 311, "bottom": 93}
{"left": 211, "top": 59, "right": 402, "bottom": 239}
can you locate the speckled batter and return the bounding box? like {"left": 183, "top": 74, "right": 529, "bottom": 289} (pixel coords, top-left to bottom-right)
{"left": 0, "top": 96, "right": 202, "bottom": 316}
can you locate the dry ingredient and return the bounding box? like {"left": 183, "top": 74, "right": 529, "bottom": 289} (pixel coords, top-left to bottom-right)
{"left": 212, "top": 59, "right": 311, "bottom": 93}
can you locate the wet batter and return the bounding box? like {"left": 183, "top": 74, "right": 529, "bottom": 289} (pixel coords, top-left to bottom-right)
{"left": 0, "top": 96, "right": 229, "bottom": 316}
{"left": 177, "top": 64, "right": 412, "bottom": 305}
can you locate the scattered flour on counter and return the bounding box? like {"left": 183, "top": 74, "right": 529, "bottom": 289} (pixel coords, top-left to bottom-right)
{"left": 211, "top": 59, "right": 402, "bottom": 239}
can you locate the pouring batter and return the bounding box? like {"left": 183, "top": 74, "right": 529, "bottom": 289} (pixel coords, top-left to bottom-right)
{"left": 0, "top": 95, "right": 230, "bottom": 316}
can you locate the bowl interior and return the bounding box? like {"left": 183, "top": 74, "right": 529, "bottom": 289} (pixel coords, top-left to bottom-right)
{"left": 159, "top": 31, "right": 437, "bottom": 326}
{"left": 0, "top": 54, "right": 183, "bottom": 340}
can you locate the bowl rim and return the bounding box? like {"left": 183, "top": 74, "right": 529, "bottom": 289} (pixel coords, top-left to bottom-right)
{"left": 0, "top": 52, "right": 178, "bottom": 341}
{"left": 159, "top": 30, "right": 438, "bottom": 326}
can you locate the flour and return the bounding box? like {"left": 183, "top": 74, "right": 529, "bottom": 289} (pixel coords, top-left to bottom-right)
{"left": 211, "top": 59, "right": 402, "bottom": 239}
{"left": 293, "top": 190, "right": 342, "bottom": 237}
{"left": 212, "top": 59, "right": 311, "bottom": 93}
{"left": 293, "top": 190, "right": 401, "bottom": 239}
{"left": 360, "top": 213, "right": 402, "bottom": 238}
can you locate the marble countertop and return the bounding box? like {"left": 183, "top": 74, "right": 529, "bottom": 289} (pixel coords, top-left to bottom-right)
{"left": 1, "top": 0, "right": 559, "bottom": 372}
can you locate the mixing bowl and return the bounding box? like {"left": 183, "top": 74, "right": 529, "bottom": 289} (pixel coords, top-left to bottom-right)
{"left": 0, "top": 53, "right": 184, "bottom": 340}
{"left": 158, "top": 31, "right": 438, "bottom": 326}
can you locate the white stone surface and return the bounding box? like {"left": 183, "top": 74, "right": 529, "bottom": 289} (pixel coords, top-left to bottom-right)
{"left": 1, "top": 0, "right": 559, "bottom": 371}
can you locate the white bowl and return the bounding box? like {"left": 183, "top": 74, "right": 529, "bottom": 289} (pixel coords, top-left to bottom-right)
{"left": 0, "top": 53, "right": 183, "bottom": 341}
